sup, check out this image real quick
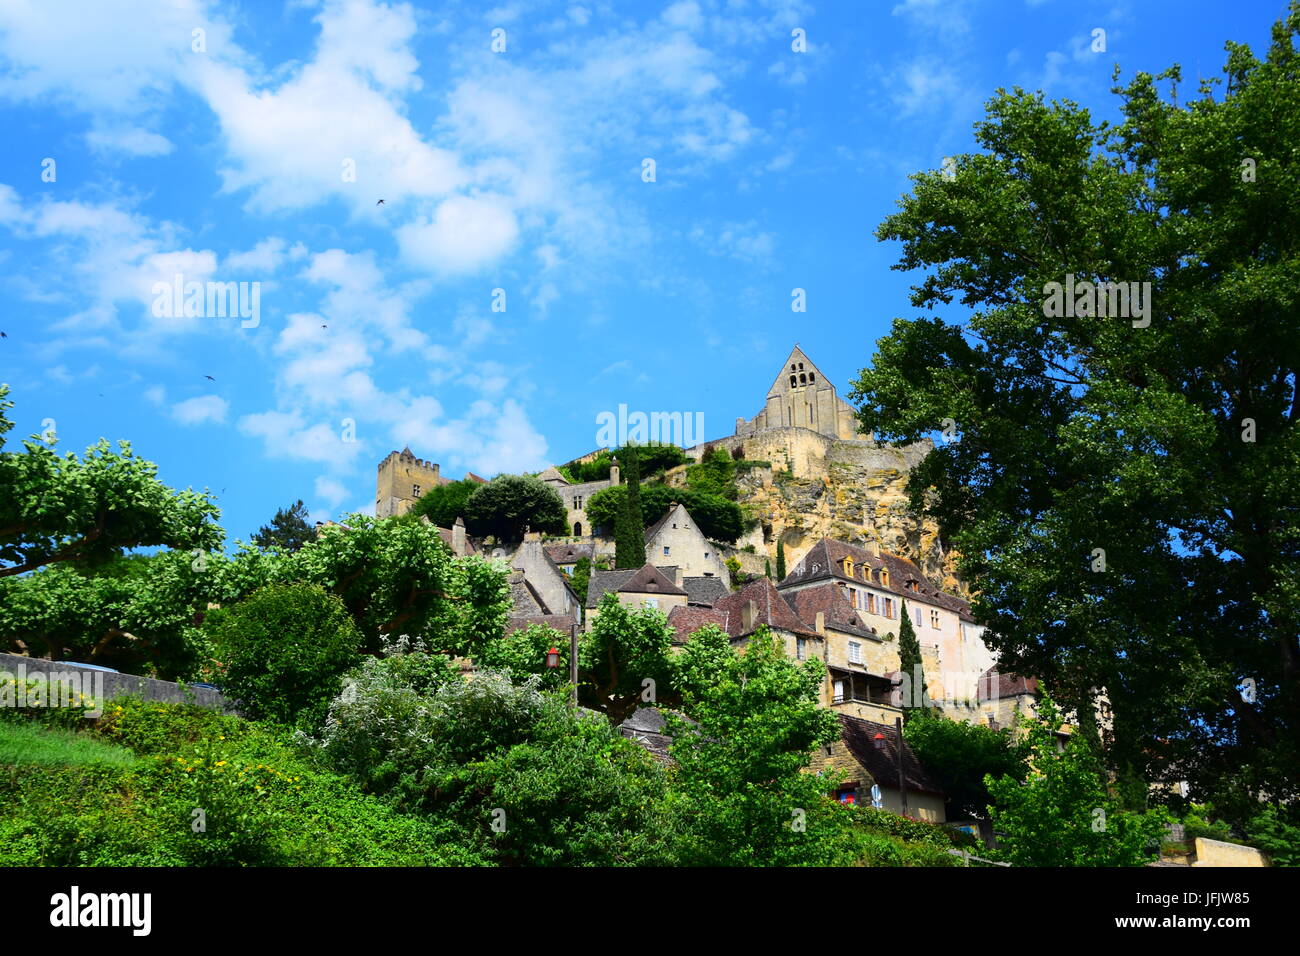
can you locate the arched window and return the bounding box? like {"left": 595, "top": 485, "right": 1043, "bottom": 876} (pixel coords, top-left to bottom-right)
{"left": 799, "top": 362, "right": 804, "bottom": 370}
{"left": 573, "top": 522, "right": 582, "bottom": 536}
{"left": 790, "top": 375, "right": 797, "bottom": 387}
{"left": 809, "top": 373, "right": 816, "bottom": 383}
{"left": 799, "top": 373, "right": 807, "bottom": 384}
{"left": 791, "top": 364, "right": 796, "bottom": 372}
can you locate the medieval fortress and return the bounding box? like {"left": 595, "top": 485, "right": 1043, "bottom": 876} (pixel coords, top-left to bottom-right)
{"left": 372, "top": 346, "right": 1038, "bottom": 818}
{"left": 377, "top": 344, "right": 935, "bottom": 572}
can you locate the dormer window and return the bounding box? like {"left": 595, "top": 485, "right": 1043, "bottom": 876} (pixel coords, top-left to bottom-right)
{"left": 842, "top": 557, "right": 854, "bottom": 576}
{"left": 880, "top": 568, "right": 890, "bottom": 587}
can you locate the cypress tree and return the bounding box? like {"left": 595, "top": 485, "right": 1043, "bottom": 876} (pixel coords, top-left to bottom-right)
{"left": 614, "top": 446, "right": 645, "bottom": 569}
{"left": 897, "top": 600, "right": 931, "bottom": 722}
{"left": 764, "top": 557, "right": 772, "bottom": 578}
{"left": 775, "top": 539, "right": 787, "bottom": 580}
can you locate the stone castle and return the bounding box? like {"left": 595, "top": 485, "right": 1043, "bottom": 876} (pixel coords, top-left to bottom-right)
{"left": 373, "top": 344, "right": 950, "bottom": 584}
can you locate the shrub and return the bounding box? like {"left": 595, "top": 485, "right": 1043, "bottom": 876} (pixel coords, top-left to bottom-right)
{"left": 203, "top": 583, "right": 363, "bottom": 728}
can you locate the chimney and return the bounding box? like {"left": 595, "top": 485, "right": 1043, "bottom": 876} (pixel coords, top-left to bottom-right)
{"left": 452, "top": 516, "right": 466, "bottom": 556}
{"left": 741, "top": 599, "right": 758, "bottom": 634}
{"left": 814, "top": 611, "right": 825, "bottom": 635}
{"left": 674, "top": 567, "right": 684, "bottom": 588}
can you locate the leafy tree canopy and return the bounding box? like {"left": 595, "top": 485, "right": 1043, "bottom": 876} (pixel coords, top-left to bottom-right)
{"left": 0, "top": 384, "right": 222, "bottom": 579}
{"left": 464, "top": 474, "right": 566, "bottom": 543}
{"left": 562, "top": 444, "right": 689, "bottom": 483}
{"left": 586, "top": 484, "right": 744, "bottom": 543}
{"left": 407, "top": 478, "right": 479, "bottom": 529}
{"left": 904, "top": 711, "right": 1029, "bottom": 820}
{"left": 850, "top": 8, "right": 1300, "bottom": 820}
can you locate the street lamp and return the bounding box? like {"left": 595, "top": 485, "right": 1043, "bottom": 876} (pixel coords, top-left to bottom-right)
{"left": 545, "top": 647, "right": 561, "bottom": 669}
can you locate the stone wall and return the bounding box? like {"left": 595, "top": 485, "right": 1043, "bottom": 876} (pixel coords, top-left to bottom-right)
{"left": 1, "top": 653, "right": 235, "bottom": 714}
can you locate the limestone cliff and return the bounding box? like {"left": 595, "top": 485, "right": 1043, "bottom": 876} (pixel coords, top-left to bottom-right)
{"left": 681, "top": 427, "right": 967, "bottom": 596}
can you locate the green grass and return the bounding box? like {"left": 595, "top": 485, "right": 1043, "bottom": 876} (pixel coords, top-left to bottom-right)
{"left": 0, "top": 721, "right": 138, "bottom": 768}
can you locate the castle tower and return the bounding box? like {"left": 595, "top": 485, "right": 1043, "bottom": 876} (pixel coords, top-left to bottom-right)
{"left": 376, "top": 446, "right": 447, "bottom": 517}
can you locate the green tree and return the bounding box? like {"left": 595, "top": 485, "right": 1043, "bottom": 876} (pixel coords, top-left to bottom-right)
{"left": 0, "top": 385, "right": 221, "bottom": 579}
{"left": 764, "top": 557, "right": 772, "bottom": 579}
{"left": 317, "top": 665, "right": 674, "bottom": 865}
{"left": 252, "top": 499, "right": 314, "bottom": 552}
{"left": 904, "top": 711, "right": 1028, "bottom": 820}
{"left": 587, "top": 484, "right": 744, "bottom": 543}
{"left": 579, "top": 593, "right": 676, "bottom": 722}
{"left": 408, "top": 478, "right": 479, "bottom": 529}
{"left": 775, "top": 539, "right": 786, "bottom": 580}
{"left": 614, "top": 446, "right": 645, "bottom": 569}
{"left": 668, "top": 625, "right": 850, "bottom": 865}
{"left": 849, "top": 6, "right": 1300, "bottom": 819}
{"left": 204, "top": 583, "right": 364, "bottom": 728}
{"left": 897, "top": 601, "right": 931, "bottom": 721}
{"left": 570, "top": 556, "right": 592, "bottom": 610}
{"left": 286, "top": 516, "right": 510, "bottom": 657}
{"left": 686, "top": 446, "right": 737, "bottom": 500}
{"left": 985, "top": 697, "right": 1169, "bottom": 866}
{"left": 464, "top": 475, "right": 566, "bottom": 543}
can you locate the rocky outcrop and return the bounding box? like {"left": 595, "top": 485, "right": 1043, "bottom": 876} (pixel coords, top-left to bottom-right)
{"left": 696, "top": 431, "right": 966, "bottom": 595}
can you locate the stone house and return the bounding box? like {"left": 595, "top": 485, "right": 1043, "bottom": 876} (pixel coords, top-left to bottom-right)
{"left": 810, "top": 714, "right": 947, "bottom": 821}
{"left": 503, "top": 533, "right": 583, "bottom": 635}
{"left": 584, "top": 564, "right": 688, "bottom": 628}
{"left": 778, "top": 538, "right": 995, "bottom": 704}
{"left": 642, "top": 502, "right": 730, "bottom": 581}
{"left": 537, "top": 461, "right": 620, "bottom": 538}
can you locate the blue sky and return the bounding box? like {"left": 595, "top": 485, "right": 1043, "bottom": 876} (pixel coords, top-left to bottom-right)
{"left": 0, "top": 0, "right": 1286, "bottom": 545}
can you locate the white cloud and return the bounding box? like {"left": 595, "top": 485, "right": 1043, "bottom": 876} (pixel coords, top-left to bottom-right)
{"left": 395, "top": 194, "right": 520, "bottom": 275}
{"left": 172, "top": 394, "right": 228, "bottom": 425}
{"left": 85, "top": 125, "right": 173, "bottom": 157}
{"left": 314, "top": 475, "right": 350, "bottom": 505}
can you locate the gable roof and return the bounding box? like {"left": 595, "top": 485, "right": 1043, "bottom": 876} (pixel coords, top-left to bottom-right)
{"left": 780, "top": 538, "right": 974, "bottom": 621}
{"left": 766, "top": 344, "right": 835, "bottom": 397}
{"left": 537, "top": 466, "right": 569, "bottom": 485}
{"left": 682, "top": 574, "right": 729, "bottom": 607}
{"left": 619, "top": 563, "right": 687, "bottom": 596}
{"left": 786, "top": 582, "right": 877, "bottom": 639}
{"left": 838, "top": 714, "right": 943, "bottom": 796}
{"left": 545, "top": 542, "right": 593, "bottom": 565}
{"left": 643, "top": 501, "right": 694, "bottom": 544}
{"left": 508, "top": 573, "right": 550, "bottom": 616}
{"left": 715, "top": 576, "right": 820, "bottom": 639}
{"left": 587, "top": 568, "right": 636, "bottom": 607}
{"left": 666, "top": 604, "right": 730, "bottom": 643}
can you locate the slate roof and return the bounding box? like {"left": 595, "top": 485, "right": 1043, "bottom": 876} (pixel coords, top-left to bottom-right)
{"left": 682, "top": 575, "right": 729, "bottom": 607}
{"left": 666, "top": 605, "right": 730, "bottom": 643}
{"left": 545, "top": 542, "right": 593, "bottom": 565}
{"left": 587, "top": 569, "right": 636, "bottom": 607}
{"left": 464, "top": 472, "right": 489, "bottom": 484}
{"left": 779, "top": 538, "right": 975, "bottom": 621}
{"left": 508, "top": 573, "right": 550, "bottom": 616}
{"left": 838, "top": 714, "right": 944, "bottom": 796}
{"left": 786, "top": 582, "right": 877, "bottom": 639}
{"left": 505, "top": 615, "right": 577, "bottom": 636}
{"left": 979, "top": 667, "right": 1040, "bottom": 700}
{"left": 537, "top": 466, "right": 569, "bottom": 484}
{"left": 715, "top": 577, "right": 820, "bottom": 639}
{"left": 619, "top": 563, "right": 687, "bottom": 596}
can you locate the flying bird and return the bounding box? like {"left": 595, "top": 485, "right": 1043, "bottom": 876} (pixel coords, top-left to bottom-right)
{"left": 204, "top": 375, "right": 215, "bottom": 381}
{"left": 376, "top": 199, "right": 385, "bottom": 205}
